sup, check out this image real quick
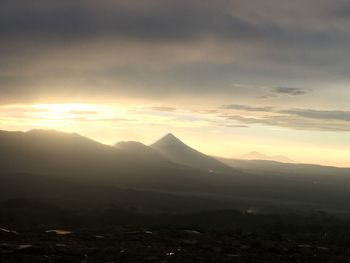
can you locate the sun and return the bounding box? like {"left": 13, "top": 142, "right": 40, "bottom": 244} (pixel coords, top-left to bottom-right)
{"left": 29, "top": 103, "right": 126, "bottom": 125}
{"left": 26, "top": 103, "right": 101, "bottom": 129}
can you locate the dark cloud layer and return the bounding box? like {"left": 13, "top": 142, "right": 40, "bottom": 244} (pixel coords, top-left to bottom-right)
{"left": 0, "top": 0, "right": 272, "bottom": 41}
{"left": 1, "top": 0, "right": 350, "bottom": 104}
{"left": 0, "top": 0, "right": 330, "bottom": 43}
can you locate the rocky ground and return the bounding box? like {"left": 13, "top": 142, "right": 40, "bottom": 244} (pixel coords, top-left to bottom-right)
{"left": 1, "top": 227, "right": 350, "bottom": 263}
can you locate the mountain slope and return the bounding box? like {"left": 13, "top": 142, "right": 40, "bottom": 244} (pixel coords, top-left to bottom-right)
{"left": 115, "top": 141, "right": 171, "bottom": 164}
{"left": 2, "top": 130, "right": 350, "bottom": 213}
{"left": 150, "top": 133, "right": 233, "bottom": 173}
{"left": 0, "top": 130, "right": 239, "bottom": 194}
{"left": 0, "top": 129, "right": 131, "bottom": 176}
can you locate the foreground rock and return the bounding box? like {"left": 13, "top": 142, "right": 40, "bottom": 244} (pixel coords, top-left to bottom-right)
{"left": 0, "top": 228, "right": 350, "bottom": 263}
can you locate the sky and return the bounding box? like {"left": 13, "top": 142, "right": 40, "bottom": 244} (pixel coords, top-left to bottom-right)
{"left": 1, "top": 0, "right": 350, "bottom": 167}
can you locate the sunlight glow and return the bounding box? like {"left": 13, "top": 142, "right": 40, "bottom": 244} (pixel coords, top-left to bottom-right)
{"left": 25, "top": 103, "right": 125, "bottom": 129}
{"left": 34, "top": 103, "right": 98, "bottom": 114}
{"left": 0, "top": 102, "right": 349, "bottom": 167}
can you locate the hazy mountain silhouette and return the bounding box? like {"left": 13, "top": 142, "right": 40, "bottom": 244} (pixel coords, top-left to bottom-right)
{"left": 218, "top": 157, "right": 350, "bottom": 177}
{"left": 0, "top": 129, "right": 133, "bottom": 177}
{"left": 2, "top": 129, "right": 350, "bottom": 214}
{"left": 115, "top": 141, "right": 170, "bottom": 164}
{"left": 150, "top": 133, "right": 233, "bottom": 173}
{"left": 240, "top": 151, "right": 294, "bottom": 163}
{"left": 0, "top": 129, "right": 242, "bottom": 194}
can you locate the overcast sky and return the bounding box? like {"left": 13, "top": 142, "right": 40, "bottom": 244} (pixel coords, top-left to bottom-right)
{"left": 1, "top": 0, "right": 350, "bottom": 166}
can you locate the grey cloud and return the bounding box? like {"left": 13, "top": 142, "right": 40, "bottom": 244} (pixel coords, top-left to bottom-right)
{"left": 224, "top": 124, "right": 249, "bottom": 128}
{"left": 272, "top": 87, "right": 311, "bottom": 96}
{"left": 221, "top": 114, "right": 350, "bottom": 132}
{"left": 328, "top": 1, "right": 350, "bottom": 18}
{"left": 0, "top": 0, "right": 350, "bottom": 104}
{"left": 0, "top": 0, "right": 344, "bottom": 46}
{"left": 280, "top": 109, "right": 350, "bottom": 122}
{"left": 218, "top": 104, "right": 350, "bottom": 124}
{"left": 221, "top": 104, "right": 274, "bottom": 112}
{"left": 218, "top": 105, "right": 350, "bottom": 132}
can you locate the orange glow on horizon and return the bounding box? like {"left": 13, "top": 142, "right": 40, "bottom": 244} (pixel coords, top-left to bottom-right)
{"left": 0, "top": 102, "right": 349, "bottom": 168}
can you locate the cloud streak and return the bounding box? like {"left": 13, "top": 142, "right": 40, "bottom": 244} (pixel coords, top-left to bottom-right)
{"left": 219, "top": 105, "right": 350, "bottom": 132}
{"left": 272, "top": 87, "right": 311, "bottom": 96}
{"left": 280, "top": 109, "right": 350, "bottom": 122}
{"left": 221, "top": 104, "right": 274, "bottom": 112}
{"left": 221, "top": 114, "right": 350, "bottom": 132}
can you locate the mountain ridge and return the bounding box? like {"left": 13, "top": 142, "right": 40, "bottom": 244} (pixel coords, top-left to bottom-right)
{"left": 150, "top": 133, "right": 233, "bottom": 173}
{"left": 2, "top": 129, "right": 350, "bottom": 214}
{"left": 0, "top": 129, "right": 242, "bottom": 195}
{"left": 240, "top": 151, "right": 295, "bottom": 163}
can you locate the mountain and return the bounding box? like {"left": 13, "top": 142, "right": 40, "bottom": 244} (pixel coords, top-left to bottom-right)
{"left": 240, "top": 151, "right": 294, "bottom": 163}
{"left": 0, "top": 129, "right": 132, "bottom": 177}
{"left": 115, "top": 141, "right": 170, "bottom": 164}
{"left": 150, "top": 133, "right": 233, "bottom": 173}
{"left": 3, "top": 129, "right": 350, "bottom": 214}
{"left": 0, "top": 129, "right": 241, "bottom": 194}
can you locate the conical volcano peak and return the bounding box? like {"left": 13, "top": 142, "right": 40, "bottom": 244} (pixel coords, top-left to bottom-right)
{"left": 152, "top": 133, "right": 185, "bottom": 146}
{"left": 150, "top": 133, "right": 233, "bottom": 172}
{"left": 163, "top": 133, "right": 178, "bottom": 141}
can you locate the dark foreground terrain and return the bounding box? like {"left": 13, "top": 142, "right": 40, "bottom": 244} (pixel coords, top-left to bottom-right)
{"left": 2, "top": 227, "right": 350, "bottom": 263}
{"left": 2, "top": 208, "right": 350, "bottom": 263}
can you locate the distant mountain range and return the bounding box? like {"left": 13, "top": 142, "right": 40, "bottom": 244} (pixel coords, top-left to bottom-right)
{"left": 239, "top": 151, "right": 295, "bottom": 163}
{"left": 1, "top": 129, "right": 350, "bottom": 214}
{"left": 0, "top": 129, "right": 239, "bottom": 195}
